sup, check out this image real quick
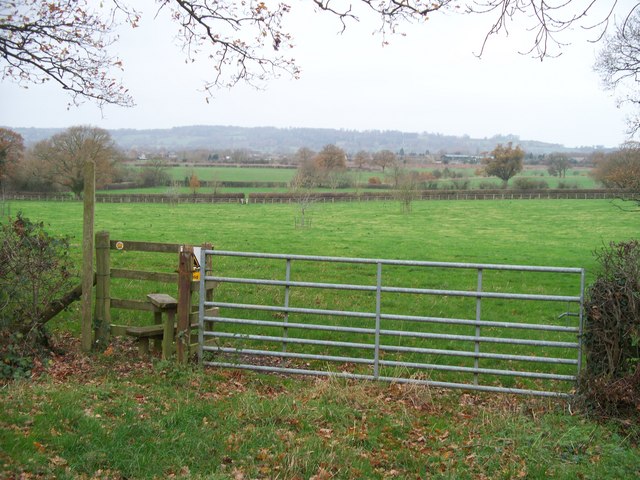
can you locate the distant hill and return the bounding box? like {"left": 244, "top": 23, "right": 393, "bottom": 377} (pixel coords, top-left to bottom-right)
{"left": 9, "top": 125, "right": 608, "bottom": 155}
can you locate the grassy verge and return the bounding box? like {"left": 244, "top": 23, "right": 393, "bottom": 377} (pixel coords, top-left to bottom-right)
{"left": 1, "top": 336, "right": 638, "bottom": 479}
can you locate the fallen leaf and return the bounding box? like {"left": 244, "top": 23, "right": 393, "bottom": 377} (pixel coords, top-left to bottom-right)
{"left": 50, "top": 455, "right": 68, "bottom": 467}
{"left": 310, "top": 467, "right": 332, "bottom": 480}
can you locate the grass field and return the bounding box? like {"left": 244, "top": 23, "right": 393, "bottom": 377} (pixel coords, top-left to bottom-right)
{"left": 103, "top": 165, "right": 597, "bottom": 195}
{"left": 1, "top": 198, "right": 638, "bottom": 478}
{"left": 165, "top": 166, "right": 297, "bottom": 183}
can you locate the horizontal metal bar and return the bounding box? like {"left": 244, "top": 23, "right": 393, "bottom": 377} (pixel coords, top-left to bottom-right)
{"left": 206, "top": 346, "right": 372, "bottom": 365}
{"left": 208, "top": 301, "right": 375, "bottom": 319}
{"left": 203, "top": 315, "right": 578, "bottom": 348}
{"left": 204, "top": 330, "right": 578, "bottom": 364}
{"left": 382, "top": 312, "right": 579, "bottom": 332}
{"left": 378, "top": 359, "right": 575, "bottom": 381}
{"left": 380, "top": 343, "right": 578, "bottom": 365}
{"left": 207, "top": 301, "right": 579, "bottom": 333}
{"left": 206, "top": 250, "right": 583, "bottom": 274}
{"left": 380, "top": 328, "right": 578, "bottom": 348}
{"left": 205, "top": 331, "right": 372, "bottom": 350}
{"left": 209, "top": 316, "right": 372, "bottom": 335}
{"left": 202, "top": 361, "right": 571, "bottom": 398}
{"left": 205, "top": 276, "right": 579, "bottom": 302}
{"left": 204, "top": 346, "right": 575, "bottom": 381}
{"left": 206, "top": 276, "right": 374, "bottom": 292}
{"left": 382, "top": 286, "right": 580, "bottom": 302}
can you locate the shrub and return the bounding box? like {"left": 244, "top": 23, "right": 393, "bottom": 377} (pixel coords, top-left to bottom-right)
{"left": 512, "top": 178, "right": 549, "bottom": 190}
{"left": 557, "top": 181, "right": 578, "bottom": 189}
{"left": 580, "top": 240, "right": 640, "bottom": 417}
{"left": 450, "top": 178, "right": 470, "bottom": 190}
{"left": 368, "top": 176, "right": 382, "bottom": 185}
{"left": 0, "top": 214, "right": 75, "bottom": 379}
{"left": 478, "top": 181, "right": 499, "bottom": 190}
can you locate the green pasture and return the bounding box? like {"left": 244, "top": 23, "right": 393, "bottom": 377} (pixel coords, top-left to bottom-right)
{"left": 164, "top": 166, "right": 297, "bottom": 183}
{"left": 107, "top": 165, "right": 598, "bottom": 195}
{"left": 7, "top": 198, "right": 638, "bottom": 392}
{"left": 2, "top": 198, "right": 639, "bottom": 479}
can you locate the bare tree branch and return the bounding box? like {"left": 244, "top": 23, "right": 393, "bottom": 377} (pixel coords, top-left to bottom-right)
{"left": 0, "top": 0, "right": 632, "bottom": 108}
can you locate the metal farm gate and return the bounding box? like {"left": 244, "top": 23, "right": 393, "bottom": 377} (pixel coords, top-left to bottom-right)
{"left": 197, "top": 250, "right": 584, "bottom": 398}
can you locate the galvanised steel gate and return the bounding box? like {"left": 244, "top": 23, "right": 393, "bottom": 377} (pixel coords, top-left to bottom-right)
{"left": 197, "top": 250, "right": 585, "bottom": 398}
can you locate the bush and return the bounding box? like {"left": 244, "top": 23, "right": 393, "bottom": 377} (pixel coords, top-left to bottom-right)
{"left": 368, "top": 177, "right": 382, "bottom": 185}
{"left": 0, "top": 214, "right": 75, "bottom": 379}
{"left": 478, "top": 181, "right": 500, "bottom": 190}
{"left": 450, "top": 178, "right": 470, "bottom": 190}
{"left": 580, "top": 240, "right": 640, "bottom": 417}
{"left": 512, "top": 178, "right": 549, "bottom": 190}
{"left": 557, "top": 181, "right": 578, "bottom": 189}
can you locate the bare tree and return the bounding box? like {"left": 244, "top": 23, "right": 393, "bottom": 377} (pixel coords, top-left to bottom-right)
{"left": 294, "top": 147, "right": 316, "bottom": 165}
{"left": 595, "top": 6, "right": 640, "bottom": 136}
{"left": 353, "top": 150, "right": 371, "bottom": 170}
{"left": 289, "top": 171, "right": 316, "bottom": 228}
{"left": 396, "top": 172, "right": 419, "bottom": 214}
{"left": 546, "top": 153, "right": 570, "bottom": 178}
{"left": 1, "top": 1, "right": 628, "bottom": 108}
{"left": 32, "top": 126, "right": 120, "bottom": 198}
{"left": 373, "top": 150, "right": 396, "bottom": 174}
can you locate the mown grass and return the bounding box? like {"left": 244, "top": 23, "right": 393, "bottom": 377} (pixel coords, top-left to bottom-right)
{"left": 1, "top": 341, "right": 638, "bottom": 479}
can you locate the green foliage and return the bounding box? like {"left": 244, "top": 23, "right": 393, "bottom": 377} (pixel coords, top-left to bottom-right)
{"left": 483, "top": 142, "right": 525, "bottom": 187}
{"left": 512, "top": 178, "right": 549, "bottom": 190}
{"left": 0, "top": 214, "right": 75, "bottom": 361}
{"left": 581, "top": 240, "right": 640, "bottom": 417}
{"left": 0, "top": 333, "right": 34, "bottom": 380}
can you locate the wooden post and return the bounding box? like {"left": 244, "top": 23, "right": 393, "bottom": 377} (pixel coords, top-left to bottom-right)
{"left": 176, "top": 246, "right": 193, "bottom": 363}
{"left": 94, "top": 231, "right": 111, "bottom": 348}
{"left": 81, "top": 160, "right": 95, "bottom": 353}
{"left": 162, "top": 307, "right": 175, "bottom": 360}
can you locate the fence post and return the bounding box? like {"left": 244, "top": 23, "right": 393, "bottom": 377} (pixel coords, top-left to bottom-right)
{"left": 94, "top": 231, "right": 111, "bottom": 348}
{"left": 177, "top": 246, "right": 193, "bottom": 363}
{"left": 81, "top": 160, "right": 95, "bottom": 353}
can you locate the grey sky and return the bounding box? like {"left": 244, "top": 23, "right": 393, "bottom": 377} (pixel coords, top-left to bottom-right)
{"left": 0, "top": 1, "right": 631, "bottom": 148}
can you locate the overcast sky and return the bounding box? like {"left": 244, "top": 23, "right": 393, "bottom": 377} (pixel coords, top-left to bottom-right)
{"left": 0, "top": 1, "right": 632, "bottom": 148}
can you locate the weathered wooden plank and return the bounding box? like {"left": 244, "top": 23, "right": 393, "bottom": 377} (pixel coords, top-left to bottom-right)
{"left": 109, "top": 240, "right": 180, "bottom": 253}
{"left": 110, "top": 324, "right": 130, "bottom": 336}
{"left": 147, "top": 293, "right": 178, "bottom": 309}
{"left": 111, "top": 268, "right": 177, "bottom": 283}
{"left": 111, "top": 298, "right": 155, "bottom": 311}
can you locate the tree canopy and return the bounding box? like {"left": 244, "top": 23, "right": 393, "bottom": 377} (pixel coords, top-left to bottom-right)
{"left": 1, "top": 1, "right": 629, "bottom": 107}
{"left": 483, "top": 142, "right": 525, "bottom": 187}
{"left": 0, "top": 128, "right": 24, "bottom": 188}
{"left": 546, "top": 153, "right": 570, "bottom": 178}
{"left": 592, "top": 142, "right": 640, "bottom": 193}
{"left": 32, "top": 126, "right": 120, "bottom": 198}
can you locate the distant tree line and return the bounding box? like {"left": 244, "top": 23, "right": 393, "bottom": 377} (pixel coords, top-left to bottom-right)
{"left": 2, "top": 127, "right": 639, "bottom": 201}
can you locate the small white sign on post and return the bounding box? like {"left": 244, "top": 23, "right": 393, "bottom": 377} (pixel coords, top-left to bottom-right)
{"left": 192, "top": 246, "right": 202, "bottom": 280}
